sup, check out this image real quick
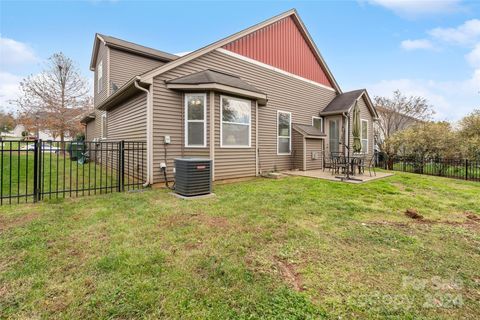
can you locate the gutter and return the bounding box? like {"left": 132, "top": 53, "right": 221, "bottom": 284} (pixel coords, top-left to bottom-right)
{"left": 134, "top": 79, "right": 153, "bottom": 187}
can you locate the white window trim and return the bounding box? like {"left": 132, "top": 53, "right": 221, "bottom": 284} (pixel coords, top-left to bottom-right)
{"left": 312, "top": 116, "right": 323, "bottom": 132}
{"left": 184, "top": 93, "right": 207, "bottom": 148}
{"left": 101, "top": 113, "right": 107, "bottom": 139}
{"left": 97, "top": 60, "right": 103, "bottom": 94}
{"left": 277, "top": 110, "right": 292, "bottom": 155}
{"left": 361, "top": 118, "right": 369, "bottom": 153}
{"left": 220, "top": 95, "right": 251, "bottom": 148}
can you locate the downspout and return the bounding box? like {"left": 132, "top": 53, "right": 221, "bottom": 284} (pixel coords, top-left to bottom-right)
{"left": 134, "top": 79, "right": 153, "bottom": 187}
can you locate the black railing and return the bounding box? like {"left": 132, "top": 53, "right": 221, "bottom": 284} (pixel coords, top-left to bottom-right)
{"left": 0, "top": 140, "right": 146, "bottom": 205}
{"left": 377, "top": 156, "right": 480, "bottom": 182}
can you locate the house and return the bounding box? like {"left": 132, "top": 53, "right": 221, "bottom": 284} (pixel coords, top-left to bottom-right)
{"left": 81, "top": 9, "right": 378, "bottom": 185}
{"left": 9, "top": 124, "right": 74, "bottom": 141}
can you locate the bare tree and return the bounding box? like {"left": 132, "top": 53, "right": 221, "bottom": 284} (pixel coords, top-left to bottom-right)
{"left": 374, "top": 90, "right": 435, "bottom": 166}
{"left": 13, "top": 52, "right": 91, "bottom": 142}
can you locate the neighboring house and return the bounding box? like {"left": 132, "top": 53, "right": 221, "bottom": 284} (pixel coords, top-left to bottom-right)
{"left": 81, "top": 9, "right": 378, "bottom": 184}
{"left": 9, "top": 124, "right": 73, "bottom": 141}
{"left": 374, "top": 105, "right": 421, "bottom": 152}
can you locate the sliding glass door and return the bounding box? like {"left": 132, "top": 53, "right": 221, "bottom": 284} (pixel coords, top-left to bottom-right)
{"left": 329, "top": 119, "right": 340, "bottom": 153}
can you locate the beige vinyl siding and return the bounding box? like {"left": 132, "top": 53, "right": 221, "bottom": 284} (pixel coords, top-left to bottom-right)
{"left": 93, "top": 109, "right": 106, "bottom": 140}
{"left": 305, "top": 138, "right": 323, "bottom": 170}
{"left": 94, "top": 43, "right": 108, "bottom": 108}
{"left": 152, "top": 50, "right": 336, "bottom": 181}
{"left": 109, "top": 48, "right": 165, "bottom": 93}
{"left": 85, "top": 120, "right": 96, "bottom": 141}
{"left": 348, "top": 96, "right": 374, "bottom": 156}
{"left": 106, "top": 93, "right": 147, "bottom": 141}
{"left": 292, "top": 129, "right": 305, "bottom": 170}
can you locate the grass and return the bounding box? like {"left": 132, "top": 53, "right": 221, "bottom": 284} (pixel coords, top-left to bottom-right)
{"left": 0, "top": 172, "right": 479, "bottom": 319}
{"left": 0, "top": 151, "right": 122, "bottom": 204}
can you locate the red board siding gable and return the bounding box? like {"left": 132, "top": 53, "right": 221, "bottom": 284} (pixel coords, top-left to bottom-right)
{"left": 222, "top": 16, "right": 334, "bottom": 88}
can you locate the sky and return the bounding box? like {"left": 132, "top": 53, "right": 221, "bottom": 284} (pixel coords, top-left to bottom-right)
{"left": 1, "top": 0, "right": 479, "bottom": 121}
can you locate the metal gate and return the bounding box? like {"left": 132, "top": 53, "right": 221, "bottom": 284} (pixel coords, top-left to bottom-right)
{"left": 0, "top": 140, "right": 146, "bottom": 205}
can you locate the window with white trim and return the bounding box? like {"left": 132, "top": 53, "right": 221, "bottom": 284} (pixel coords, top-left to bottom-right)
{"left": 277, "top": 111, "right": 291, "bottom": 154}
{"left": 312, "top": 116, "right": 323, "bottom": 132}
{"left": 97, "top": 60, "right": 103, "bottom": 93}
{"left": 101, "top": 113, "right": 107, "bottom": 139}
{"left": 185, "top": 93, "right": 206, "bottom": 147}
{"left": 361, "top": 119, "right": 368, "bottom": 153}
{"left": 221, "top": 96, "right": 251, "bottom": 147}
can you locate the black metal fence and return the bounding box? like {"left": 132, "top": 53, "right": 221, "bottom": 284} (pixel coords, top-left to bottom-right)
{"left": 376, "top": 156, "right": 480, "bottom": 182}
{"left": 0, "top": 140, "right": 146, "bottom": 205}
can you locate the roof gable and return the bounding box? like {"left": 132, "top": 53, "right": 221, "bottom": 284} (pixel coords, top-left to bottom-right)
{"left": 90, "top": 33, "right": 178, "bottom": 70}
{"left": 320, "top": 89, "right": 378, "bottom": 119}
{"left": 139, "top": 9, "right": 341, "bottom": 92}
{"left": 222, "top": 16, "right": 333, "bottom": 88}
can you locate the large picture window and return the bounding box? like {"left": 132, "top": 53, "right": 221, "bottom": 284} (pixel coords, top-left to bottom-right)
{"left": 221, "top": 96, "right": 251, "bottom": 147}
{"left": 361, "top": 119, "right": 368, "bottom": 153}
{"left": 277, "top": 111, "right": 291, "bottom": 155}
{"left": 185, "top": 93, "right": 206, "bottom": 147}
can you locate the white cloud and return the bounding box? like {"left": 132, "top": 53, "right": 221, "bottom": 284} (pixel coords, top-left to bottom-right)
{"left": 174, "top": 51, "right": 192, "bottom": 57}
{"left": 0, "top": 72, "right": 21, "bottom": 112}
{"left": 365, "top": 0, "right": 463, "bottom": 17}
{"left": 466, "top": 43, "right": 480, "bottom": 67}
{"left": 429, "top": 19, "right": 480, "bottom": 45}
{"left": 401, "top": 39, "right": 435, "bottom": 50}
{"left": 0, "top": 36, "right": 38, "bottom": 67}
{"left": 368, "top": 70, "right": 480, "bottom": 121}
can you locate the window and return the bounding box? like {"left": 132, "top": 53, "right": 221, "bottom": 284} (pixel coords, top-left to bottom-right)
{"left": 277, "top": 111, "right": 291, "bottom": 154}
{"left": 221, "top": 96, "right": 251, "bottom": 147}
{"left": 101, "top": 113, "right": 107, "bottom": 139}
{"left": 361, "top": 119, "right": 368, "bottom": 153}
{"left": 185, "top": 93, "right": 206, "bottom": 147}
{"left": 312, "top": 116, "right": 323, "bottom": 132}
{"left": 97, "top": 60, "right": 103, "bottom": 93}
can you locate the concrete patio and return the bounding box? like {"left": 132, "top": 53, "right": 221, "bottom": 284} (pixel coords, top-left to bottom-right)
{"left": 282, "top": 169, "right": 393, "bottom": 183}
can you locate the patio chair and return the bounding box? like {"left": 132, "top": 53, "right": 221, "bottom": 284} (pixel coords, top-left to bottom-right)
{"left": 358, "top": 155, "right": 376, "bottom": 176}
{"left": 333, "top": 155, "right": 349, "bottom": 175}
{"left": 323, "top": 151, "right": 334, "bottom": 172}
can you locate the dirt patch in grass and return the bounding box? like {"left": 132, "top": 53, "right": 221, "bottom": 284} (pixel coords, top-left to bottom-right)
{"left": 159, "top": 212, "right": 231, "bottom": 230}
{"left": 405, "top": 209, "right": 423, "bottom": 220}
{"left": 0, "top": 211, "right": 39, "bottom": 232}
{"left": 465, "top": 211, "right": 480, "bottom": 223}
{"left": 274, "top": 257, "right": 304, "bottom": 292}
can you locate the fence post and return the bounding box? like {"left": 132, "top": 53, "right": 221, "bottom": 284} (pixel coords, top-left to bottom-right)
{"left": 465, "top": 159, "right": 468, "bottom": 181}
{"left": 118, "top": 140, "right": 125, "bottom": 192}
{"left": 33, "top": 139, "right": 42, "bottom": 202}
{"left": 33, "top": 140, "right": 38, "bottom": 202}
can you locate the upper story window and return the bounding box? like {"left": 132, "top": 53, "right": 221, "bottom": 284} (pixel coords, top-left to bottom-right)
{"left": 361, "top": 119, "right": 368, "bottom": 153}
{"left": 221, "top": 96, "right": 251, "bottom": 148}
{"left": 185, "top": 93, "right": 206, "bottom": 147}
{"left": 312, "top": 116, "right": 323, "bottom": 132}
{"left": 277, "top": 111, "right": 291, "bottom": 155}
{"left": 97, "top": 60, "right": 103, "bottom": 93}
{"left": 101, "top": 113, "right": 107, "bottom": 139}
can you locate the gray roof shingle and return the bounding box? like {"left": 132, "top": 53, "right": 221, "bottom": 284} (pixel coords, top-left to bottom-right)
{"left": 293, "top": 123, "right": 326, "bottom": 137}
{"left": 320, "top": 89, "right": 365, "bottom": 115}
{"left": 167, "top": 69, "right": 265, "bottom": 94}
{"left": 98, "top": 33, "right": 179, "bottom": 62}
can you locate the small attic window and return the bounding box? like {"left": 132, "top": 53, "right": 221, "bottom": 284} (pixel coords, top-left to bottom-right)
{"left": 97, "top": 60, "right": 103, "bottom": 93}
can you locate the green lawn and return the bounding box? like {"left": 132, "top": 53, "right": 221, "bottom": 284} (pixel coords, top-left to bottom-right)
{"left": 0, "top": 172, "right": 479, "bottom": 319}
{"left": 1, "top": 152, "right": 122, "bottom": 204}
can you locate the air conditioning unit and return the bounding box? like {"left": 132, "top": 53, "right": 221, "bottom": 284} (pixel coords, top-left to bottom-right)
{"left": 174, "top": 158, "right": 212, "bottom": 197}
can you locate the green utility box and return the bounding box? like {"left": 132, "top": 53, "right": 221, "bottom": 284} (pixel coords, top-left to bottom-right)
{"left": 68, "top": 141, "right": 86, "bottom": 161}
